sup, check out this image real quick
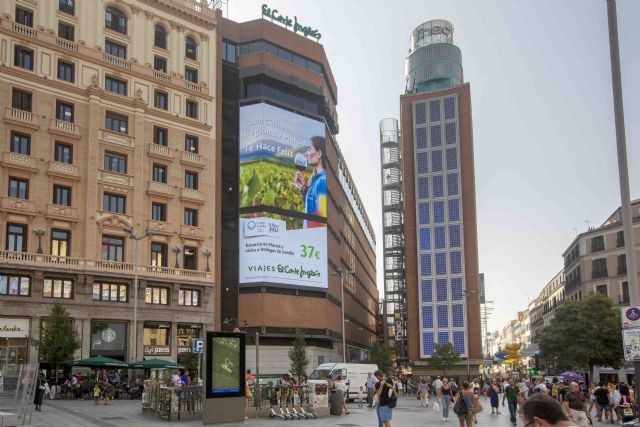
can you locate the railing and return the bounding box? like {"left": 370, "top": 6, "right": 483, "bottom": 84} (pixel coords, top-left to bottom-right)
{"left": 150, "top": 143, "right": 173, "bottom": 158}
{"left": 181, "top": 188, "right": 205, "bottom": 202}
{"left": 103, "top": 53, "right": 132, "bottom": 70}
{"left": 50, "top": 119, "right": 79, "bottom": 136}
{"left": 5, "top": 107, "right": 33, "bottom": 123}
{"left": 181, "top": 151, "right": 203, "bottom": 165}
{"left": 153, "top": 70, "right": 170, "bottom": 81}
{"left": 3, "top": 151, "right": 37, "bottom": 169}
{"left": 11, "top": 21, "right": 37, "bottom": 38}
{"left": 0, "top": 250, "right": 38, "bottom": 263}
{"left": 56, "top": 37, "right": 79, "bottom": 51}
{"left": 185, "top": 81, "right": 202, "bottom": 92}
{"left": 146, "top": 385, "right": 203, "bottom": 421}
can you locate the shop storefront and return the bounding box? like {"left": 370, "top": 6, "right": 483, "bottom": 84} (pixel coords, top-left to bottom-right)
{"left": 143, "top": 322, "right": 171, "bottom": 357}
{"left": 0, "top": 318, "right": 30, "bottom": 365}
{"left": 90, "top": 321, "right": 128, "bottom": 361}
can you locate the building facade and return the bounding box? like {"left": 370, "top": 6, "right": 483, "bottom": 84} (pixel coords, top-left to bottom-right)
{"left": 393, "top": 20, "right": 482, "bottom": 376}
{"left": 218, "top": 13, "right": 378, "bottom": 374}
{"left": 0, "top": 0, "right": 218, "bottom": 367}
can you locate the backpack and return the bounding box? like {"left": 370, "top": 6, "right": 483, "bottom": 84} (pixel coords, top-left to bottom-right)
{"left": 388, "top": 386, "right": 398, "bottom": 409}
{"left": 551, "top": 383, "right": 559, "bottom": 397}
{"left": 453, "top": 395, "right": 468, "bottom": 416}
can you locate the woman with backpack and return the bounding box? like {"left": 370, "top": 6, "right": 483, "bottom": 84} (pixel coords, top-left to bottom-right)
{"left": 374, "top": 370, "right": 395, "bottom": 427}
{"left": 454, "top": 381, "right": 475, "bottom": 427}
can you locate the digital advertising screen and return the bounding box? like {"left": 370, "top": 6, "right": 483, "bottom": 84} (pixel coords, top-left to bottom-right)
{"left": 205, "top": 332, "right": 245, "bottom": 399}
{"left": 238, "top": 102, "right": 328, "bottom": 289}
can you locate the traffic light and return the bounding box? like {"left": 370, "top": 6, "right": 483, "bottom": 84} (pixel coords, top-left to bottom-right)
{"left": 529, "top": 369, "right": 536, "bottom": 375}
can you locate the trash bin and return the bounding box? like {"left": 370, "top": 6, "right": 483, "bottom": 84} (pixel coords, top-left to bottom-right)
{"left": 329, "top": 389, "right": 343, "bottom": 415}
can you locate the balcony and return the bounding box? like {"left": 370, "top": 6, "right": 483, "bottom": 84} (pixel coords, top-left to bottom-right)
{"left": 592, "top": 270, "right": 608, "bottom": 280}
{"left": 180, "top": 188, "right": 205, "bottom": 204}
{"left": 147, "top": 181, "right": 175, "bottom": 198}
{"left": 180, "top": 151, "right": 205, "bottom": 168}
{"left": 99, "top": 129, "right": 134, "bottom": 149}
{"left": 98, "top": 170, "right": 134, "bottom": 188}
{"left": 11, "top": 21, "right": 37, "bottom": 38}
{"left": 153, "top": 70, "right": 170, "bottom": 82}
{"left": 4, "top": 108, "right": 38, "bottom": 129}
{"left": 2, "top": 152, "right": 37, "bottom": 172}
{"left": 0, "top": 197, "right": 36, "bottom": 216}
{"left": 56, "top": 37, "right": 79, "bottom": 52}
{"left": 185, "top": 81, "right": 202, "bottom": 92}
{"left": 49, "top": 119, "right": 80, "bottom": 138}
{"left": 149, "top": 143, "right": 174, "bottom": 160}
{"left": 47, "top": 161, "right": 80, "bottom": 180}
{"left": 46, "top": 203, "right": 78, "bottom": 222}
{"left": 0, "top": 249, "right": 213, "bottom": 284}
{"left": 180, "top": 225, "right": 205, "bottom": 240}
{"left": 147, "top": 219, "right": 174, "bottom": 236}
{"left": 103, "top": 53, "right": 132, "bottom": 70}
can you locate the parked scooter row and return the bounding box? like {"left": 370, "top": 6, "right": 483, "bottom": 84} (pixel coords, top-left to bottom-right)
{"left": 269, "top": 406, "right": 317, "bottom": 420}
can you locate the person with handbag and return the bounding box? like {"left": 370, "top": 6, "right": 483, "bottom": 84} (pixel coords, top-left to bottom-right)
{"left": 616, "top": 384, "right": 635, "bottom": 424}
{"left": 454, "top": 381, "right": 475, "bottom": 427}
{"left": 562, "top": 382, "right": 589, "bottom": 427}
{"left": 33, "top": 371, "right": 46, "bottom": 412}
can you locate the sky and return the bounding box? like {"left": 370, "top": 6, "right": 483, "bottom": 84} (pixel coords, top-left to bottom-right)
{"left": 225, "top": 0, "right": 640, "bottom": 333}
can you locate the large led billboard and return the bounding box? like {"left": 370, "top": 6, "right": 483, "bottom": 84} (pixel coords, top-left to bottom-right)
{"left": 205, "top": 332, "right": 245, "bottom": 398}
{"left": 239, "top": 103, "right": 327, "bottom": 289}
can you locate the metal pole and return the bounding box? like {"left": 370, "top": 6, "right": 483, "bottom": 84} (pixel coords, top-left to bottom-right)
{"left": 255, "top": 332, "right": 260, "bottom": 409}
{"left": 133, "top": 237, "right": 139, "bottom": 362}
{"left": 340, "top": 271, "right": 346, "bottom": 363}
{"left": 606, "top": 0, "right": 640, "bottom": 399}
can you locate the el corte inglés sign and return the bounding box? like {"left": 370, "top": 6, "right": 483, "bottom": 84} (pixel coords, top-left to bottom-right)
{"left": 261, "top": 4, "right": 321, "bottom": 40}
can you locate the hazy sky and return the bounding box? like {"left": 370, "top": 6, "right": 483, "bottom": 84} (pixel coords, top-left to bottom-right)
{"left": 226, "top": 0, "right": 640, "bottom": 332}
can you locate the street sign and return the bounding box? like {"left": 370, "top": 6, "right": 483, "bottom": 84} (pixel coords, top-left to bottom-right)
{"left": 193, "top": 338, "right": 204, "bottom": 353}
{"left": 621, "top": 306, "right": 640, "bottom": 329}
{"left": 623, "top": 328, "right": 640, "bottom": 361}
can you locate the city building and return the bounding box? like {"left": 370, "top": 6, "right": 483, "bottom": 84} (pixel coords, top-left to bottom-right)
{"left": 540, "top": 270, "right": 566, "bottom": 327}
{"left": 218, "top": 8, "right": 378, "bottom": 374}
{"left": 382, "top": 19, "right": 482, "bottom": 376}
{"left": 0, "top": 0, "right": 218, "bottom": 367}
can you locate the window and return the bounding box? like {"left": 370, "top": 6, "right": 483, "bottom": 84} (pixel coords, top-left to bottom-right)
{"left": 418, "top": 203, "right": 430, "bottom": 225}
{"left": 185, "top": 100, "right": 198, "bottom": 119}
{"left": 51, "top": 229, "right": 70, "bottom": 257}
{"left": 179, "top": 288, "right": 200, "bottom": 306}
{"left": 591, "top": 258, "right": 608, "bottom": 279}
{"left": 154, "top": 56, "right": 167, "bottom": 73}
{"left": 435, "top": 252, "right": 447, "bottom": 275}
{"left": 417, "top": 177, "right": 428, "bottom": 199}
{"left": 53, "top": 185, "right": 71, "bottom": 206}
{"left": 152, "top": 127, "right": 168, "bottom": 147}
{"left": 453, "top": 331, "right": 465, "bottom": 354}
{"left": 43, "top": 278, "right": 72, "bottom": 299}
{"left": 56, "top": 101, "right": 74, "bottom": 122}
{"left": 59, "top": 0, "right": 75, "bottom": 15}
{"left": 10, "top": 132, "right": 30, "bottom": 155}
{"left": 14, "top": 46, "right": 34, "bottom": 70}
{"left": 451, "top": 277, "right": 463, "bottom": 300}
{"left": 102, "top": 193, "right": 125, "bottom": 213}
{"left": 92, "top": 283, "right": 127, "bottom": 302}
{"left": 185, "top": 135, "right": 198, "bottom": 153}
{"left": 55, "top": 142, "right": 73, "bottom": 163}
{"left": 185, "top": 36, "right": 197, "bottom": 60}
{"left": 151, "top": 242, "right": 167, "bottom": 267}
{"left": 58, "top": 22, "right": 75, "bottom": 41}
{"left": 9, "top": 177, "right": 29, "bottom": 199}
{"left": 183, "top": 246, "right": 197, "bottom": 270}
{"left": 450, "top": 251, "right": 462, "bottom": 274}
{"left": 447, "top": 173, "right": 459, "bottom": 196}
{"left": 414, "top": 103, "right": 426, "bottom": 124}
{"left": 430, "top": 99, "right": 441, "bottom": 122}
{"left": 6, "top": 224, "right": 27, "bottom": 252}
{"left": 420, "top": 253, "right": 431, "bottom": 276}
{"left": 431, "top": 150, "right": 442, "bottom": 172}
{"left": 422, "top": 333, "right": 434, "bottom": 356}
{"left": 445, "top": 122, "right": 457, "bottom": 145}
{"left": 591, "top": 236, "right": 605, "bottom": 253}
{"left": 617, "top": 230, "right": 625, "bottom": 248}
{"left": 419, "top": 227, "right": 430, "bottom": 250}
{"left": 185, "top": 67, "right": 198, "bottom": 83}
{"left": 434, "top": 227, "right": 445, "bottom": 249}
{"left": 105, "top": 76, "right": 127, "bottom": 95}
{"left": 185, "top": 171, "right": 198, "bottom": 189}
{"left": 105, "top": 7, "right": 127, "bottom": 34}
{"left": 154, "top": 25, "right": 167, "bottom": 49}
{"left": 446, "top": 147, "right": 458, "bottom": 170}
{"left": 437, "top": 305, "right": 449, "bottom": 328}
{"left": 433, "top": 201, "right": 445, "bottom": 223}
{"left": 618, "top": 254, "right": 627, "bottom": 275}
{"left": 449, "top": 224, "right": 461, "bottom": 248}
{"left": 145, "top": 286, "right": 169, "bottom": 304}
{"left": 422, "top": 306, "right": 433, "bottom": 329}
{"left": 622, "top": 282, "right": 630, "bottom": 304}
{"left": 430, "top": 125, "right": 441, "bottom": 147}
{"left": 436, "top": 278, "right": 448, "bottom": 302}
{"left": 415, "top": 127, "right": 427, "bottom": 149}
{"left": 448, "top": 199, "right": 460, "bottom": 222}
{"left": 420, "top": 279, "right": 432, "bottom": 302}
{"left": 15, "top": 7, "right": 33, "bottom": 27}
{"left": 0, "top": 274, "right": 30, "bottom": 296}
{"left": 416, "top": 151, "right": 428, "bottom": 174}
{"left": 104, "top": 40, "right": 126, "bottom": 58}
{"left": 444, "top": 96, "right": 456, "bottom": 119}
{"left": 57, "top": 60, "right": 75, "bottom": 82}
{"left": 222, "top": 40, "right": 237, "bottom": 63}
{"left": 11, "top": 89, "right": 32, "bottom": 111}
{"left": 152, "top": 164, "right": 167, "bottom": 183}
{"left": 101, "top": 235, "right": 124, "bottom": 261}
{"left": 184, "top": 208, "right": 198, "bottom": 226}
{"left": 154, "top": 90, "right": 168, "bottom": 110}
{"left": 432, "top": 175, "right": 443, "bottom": 198}
{"left": 104, "top": 152, "right": 127, "bottom": 173}
{"left": 105, "top": 112, "right": 128, "bottom": 134}
{"left": 152, "top": 202, "right": 166, "bottom": 221}
{"left": 595, "top": 284, "right": 608, "bottom": 297}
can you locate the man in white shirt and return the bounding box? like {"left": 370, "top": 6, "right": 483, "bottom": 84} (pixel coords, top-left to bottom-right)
{"left": 433, "top": 376, "right": 444, "bottom": 405}
{"left": 365, "top": 372, "right": 379, "bottom": 408}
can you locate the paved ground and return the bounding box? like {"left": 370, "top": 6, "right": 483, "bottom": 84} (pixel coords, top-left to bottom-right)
{"left": 20, "top": 395, "right": 528, "bottom": 426}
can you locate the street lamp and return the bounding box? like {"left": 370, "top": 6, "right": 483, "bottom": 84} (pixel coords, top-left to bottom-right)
{"left": 124, "top": 227, "right": 155, "bottom": 362}
{"left": 203, "top": 248, "right": 211, "bottom": 272}
{"left": 33, "top": 228, "right": 46, "bottom": 254}
{"left": 172, "top": 246, "right": 182, "bottom": 269}
{"left": 331, "top": 268, "right": 355, "bottom": 363}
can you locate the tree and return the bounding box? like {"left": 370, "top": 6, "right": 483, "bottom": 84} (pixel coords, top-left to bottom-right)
{"left": 372, "top": 341, "right": 393, "bottom": 374}
{"left": 539, "top": 293, "right": 623, "bottom": 377}
{"left": 428, "top": 343, "right": 461, "bottom": 376}
{"left": 38, "top": 303, "right": 81, "bottom": 382}
{"left": 288, "top": 330, "right": 308, "bottom": 384}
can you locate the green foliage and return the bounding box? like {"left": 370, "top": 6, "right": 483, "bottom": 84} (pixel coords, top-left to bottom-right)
{"left": 239, "top": 161, "right": 308, "bottom": 212}
{"left": 372, "top": 341, "right": 393, "bottom": 374}
{"left": 539, "top": 293, "right": 623, "bottom": 372}
{"left": 181, "top": 353, "right": 200, "bottom": 377}
{"left": 288, "top": 330, "right": 308, "bottom": 383}
{"left": 38, "top": 303, "right": 81, "bottom": 381}
{"left": 428, "top": 343, "right": 461, "bottom": 376}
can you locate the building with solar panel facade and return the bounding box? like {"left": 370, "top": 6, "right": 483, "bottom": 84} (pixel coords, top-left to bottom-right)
{"left": 381, "top": 19, "right": 482, "bottom": 376}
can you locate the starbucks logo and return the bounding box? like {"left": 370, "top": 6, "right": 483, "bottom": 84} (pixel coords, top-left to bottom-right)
{"left": 101, "top": 328, "right": 116, "bottom": 343}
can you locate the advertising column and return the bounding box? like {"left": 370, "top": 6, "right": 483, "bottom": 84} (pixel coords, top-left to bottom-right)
{"left": 238, "top": 103, "right": 327, "bottom": 290}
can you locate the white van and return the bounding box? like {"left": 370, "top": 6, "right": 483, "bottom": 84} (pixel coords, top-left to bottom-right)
{"left": 308, "top": 363, "right": 379, "bottom": 401}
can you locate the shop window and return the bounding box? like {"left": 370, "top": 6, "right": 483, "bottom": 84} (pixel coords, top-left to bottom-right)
{"left": 90, "top": 321, "right": 127, "bottom": 360}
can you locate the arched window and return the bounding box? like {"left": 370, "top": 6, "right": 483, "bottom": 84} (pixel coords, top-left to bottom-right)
{"left": 185, "top": 36, "right": 197, "bottom": 60}
{"left": 154, "top": 25, "right": 167, "bottom": 49}
{"left": 105, "top": 7, "right": 127, "bottom": 34}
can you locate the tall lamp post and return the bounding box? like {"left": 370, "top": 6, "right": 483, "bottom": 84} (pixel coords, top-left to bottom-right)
{"left": 33, "top": 228, "right": 46, "bottom": 254}
{"left": 331, "top": 268, "right": 355, "bottom": 363}
{"left": 124, "top": 227, "right": 155, "bottom": 362}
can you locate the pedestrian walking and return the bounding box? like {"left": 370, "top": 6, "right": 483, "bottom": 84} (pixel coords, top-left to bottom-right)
{"left": 33, "top": 372, "right": 46, "bottom": 412}
{"left": 366, "top": 372, "right": 378, "bottom": 408}
{"left": 418, "top": 378, "right": 430, "bottom": 407}
{"left": 519, "top": 378, "right": 529, "bottom": 401}
{"left": 502, "top": 378, "right": 520, "bottom": 426}
{"left": 441, "top": 377, "right": 452, "bottom": 421}
{"left": 455, "top": 381, "right": 475, "bottom": 427}
{"left": 617, "top": 384, "right": 635, "bottom": 424}
{"left": 562, "top": 381, "right": 589, "bottom": 427}
{"left": 335, "top": 375, "right": 349, "bottom": 415}
{"left": 610, "top": 383, "right": 621, "bottom": 423}
{"left": 374, "top": 370, "right": 394, "bottom": 427}
{"left": 433, "top": 376, "right": 443, "bottom": 404}
{"left": 489, "top": 381, "right": 501, "bottom": 414}
{"left": 93, "top": 382, "right": 101, "bottom": 405}
{"left": 593, "top": 382, "right": 612, "bottom": 423}
{"left": 521, "top": 394, "right": 574, "bottom": 426}
{"left": 587, "top": 383, "right": 597, "bottom": 416}
{"left": 357, "top": 386, "right": 364, "bottom": 408}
